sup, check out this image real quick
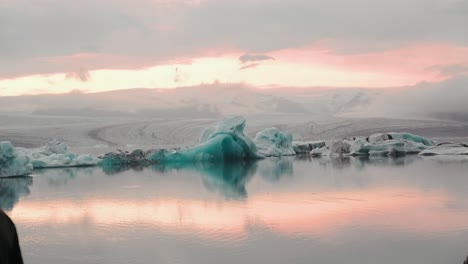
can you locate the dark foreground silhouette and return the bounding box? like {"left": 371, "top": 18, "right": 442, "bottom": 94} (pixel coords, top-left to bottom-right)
{"left": 0, "top": 210, "right": 23, "bottom": 264}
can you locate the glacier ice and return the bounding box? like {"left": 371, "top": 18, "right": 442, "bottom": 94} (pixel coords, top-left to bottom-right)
{"left": 419, "top": 143, "right": 468, "bottom": 156}
{"left": 253, "top": 128, "right": 295, "bottom": 157}
{"left": 293, "top": 141, "right": 326, "bottom": 154}
{"left": 101, "top": 116, "right": 264, "bottom": 169}
{"left": 311, "top": 132, "right": 433, "bottom": 157}
{"left": 0, "top": 141, "right": 33, "bottom": 177}
{"left": 162, "top": 116, "right": 264, "bottom": 163}
{"left": 386, "top": 132, "right": 433, "bottom": 146}
{"left": 18, "top": 141, "right": 100, "bottom": 168}
{"left": 1, "top": 141, "right": 101, "bottom": 177}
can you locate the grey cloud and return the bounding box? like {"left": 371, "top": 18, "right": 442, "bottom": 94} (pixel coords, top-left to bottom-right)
{"left": 239, "top": 54, "right": 275, "bottom": 63}
{"left": 350, "top": 76, "right": 468, "bottom": 119}
{"left": 1, "top": 0, "right": 468, "bottom": 78}
{"left": 428, "top": 64, "right": 468, "bottom": 77}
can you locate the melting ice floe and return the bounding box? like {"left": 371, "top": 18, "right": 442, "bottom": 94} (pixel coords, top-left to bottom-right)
{"left": 101, "top": 116, "right": 264, "bottom": 170}
{"left": 0, "top": 141, "right": 100, "bottom": 177}
{"left": 18, "top": 141, "right": 100, "bottom": 168}
{"left": 311, "top": 133, "right": 434, "bottom": 157}
{"left": 419, "top": 143, "right": 468, "bottom": 156}
{"left": 0, "top": 141, "right": 33, "bottom": 177}
{"left": 254, "top": 128, "right": 295, "bottom": 157}
{"left": 292, "top": 141, "right": 326, "bottom": 154}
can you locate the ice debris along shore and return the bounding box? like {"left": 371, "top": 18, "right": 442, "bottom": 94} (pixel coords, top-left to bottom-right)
{"left": 0, "top": 141, "right": 100, "bottom": 177}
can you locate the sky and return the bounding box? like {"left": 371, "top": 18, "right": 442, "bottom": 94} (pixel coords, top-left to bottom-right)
{"left": 1, "top": 0, "right": 468, "bottom": 96}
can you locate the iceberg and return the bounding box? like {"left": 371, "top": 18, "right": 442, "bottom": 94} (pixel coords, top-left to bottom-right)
{"left": 101, "top": 116, "right": 264, "bottom": 169}
{"left": 387, "top": 132, "right": 433, "bottom": 146}
{"left": 253, "top": 128, "right": 295, "bottom": 157}
{"left": 100, "top": 149, "right": 168, "bottom": 174}
{"left": 419, "top": 143, "right": 468, "bottom": 156}
{"left": 1, "top": 140, "right": 101, "bottom": 177}
{"left": 349, "top": 138, "right": 428, "bottom": 156}
{"left": 162, "top": 116, "right": 264, "bottom": 163}
{"left": 310, "top": 132, "right": 433, "bottom": 157}
{"left": 311, "top": 146, "right": 331, "bottom": 156}
{"left": 0, "top": 141, "right": 33, "bottom": 177}
{"left": 18, "top": 141, "right": 100, "bottom": 168}
{"left": 293, "top": 141, "right": 326, "bottom": 154}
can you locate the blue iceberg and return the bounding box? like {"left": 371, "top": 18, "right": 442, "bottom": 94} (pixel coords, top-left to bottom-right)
{"left": 159, "top": 116, "right": 264, "bottom": 163}
{"left": 101, "top": 116, "right": 264, "bottom": 170}
{"left": 0, "top": 141, "right": 33, "bottom": 177}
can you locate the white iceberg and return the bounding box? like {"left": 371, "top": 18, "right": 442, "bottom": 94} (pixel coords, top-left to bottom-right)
{"left": 311, "top": 132, "right": 433, "bottom": 157}
{"left": 254, "top": 128, "right": 295, "bottom": 157}
{"left": 349, "top": 137, "right": 428, "bottom": 156}
{"left": 18, "top": 141, "right": 101, "bottom": 168}
{"left": 0, "top": 141, "right": 33, "bottom": 177}
{"left": 311, "top": 146, "right": 331, "bottom": 156}
{"left": 292, "top": 141, "right": 326, "bottom": 154}
{"left": 419, "top": 143, "right": 468, "bottom": 156}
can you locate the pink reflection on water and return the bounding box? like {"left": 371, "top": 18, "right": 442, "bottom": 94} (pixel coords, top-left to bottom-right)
{"left": 10, "top": 188, "right": 468, "bottom": 241}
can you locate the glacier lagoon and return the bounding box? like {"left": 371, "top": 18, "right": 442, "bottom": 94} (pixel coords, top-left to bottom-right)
{"left": 2, "top": 156, "right": 468, "bottom": 264}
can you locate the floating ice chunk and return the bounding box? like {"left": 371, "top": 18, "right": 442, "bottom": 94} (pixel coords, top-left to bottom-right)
{"left": 101, "top": 116, "right": 264, "bottom": 167}
{"left": 388, "top": 132, "right": 433, "bottom": 146}
{"left": 350, "top": 139, "right": 427, "bottom": 156}
{"left": 0, "top": 141, "right": 33, "bottom": 177}
{"left": 18, "top": 141, "right": 100, "bottom": 168}
{"left": 292, "top": 141, "right": 326, "bottom": 154}
{"left": 368, "top": 133, "right": 390, "bottom": 144}
{"left": 165, "top": 116, "right": 264, "bottom": 163}
{"left": 419, "top": 143, "right": 468, "bottom": 156}
{"left": 253, "top": 128, "right": 295, "bottom": 157}
{"left": 311, "top": 132, "right": 432, "bottom": 157}
{"left": 330, "top": 139, "right": 353, "bottom": 155}
{"left": 100, "top": 149, "right": 168, "bottom": 174}
{"left": 311, "top": 146, "right": 331, "bottom": 156}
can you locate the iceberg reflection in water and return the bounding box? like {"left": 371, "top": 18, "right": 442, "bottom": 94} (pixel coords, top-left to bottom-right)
{"left": 3, "top": 156, "right": 468, "bottom": 264}
{"left": 0, "top": 177, "right": 32, "bottom": 211}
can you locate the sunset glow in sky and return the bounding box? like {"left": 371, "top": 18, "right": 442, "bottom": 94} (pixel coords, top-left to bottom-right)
{"left": 1, "top": 0, "right": 468, "bottom": 96}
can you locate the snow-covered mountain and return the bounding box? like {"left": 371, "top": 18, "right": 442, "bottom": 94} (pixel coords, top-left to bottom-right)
{"left": 0, "top": 84, "right": 377, "bottom": 118}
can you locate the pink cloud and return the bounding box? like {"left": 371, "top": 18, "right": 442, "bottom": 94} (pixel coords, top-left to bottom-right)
{"left": 271, "top": 42, "right": 468, "bottom": 85}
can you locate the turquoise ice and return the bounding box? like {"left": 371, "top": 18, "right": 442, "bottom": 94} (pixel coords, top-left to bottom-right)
{"left": 162, "top": 116, "right": 264, "bottom": 163}
{"left": 0, "top": 141, "right": 33, "bottom": 177}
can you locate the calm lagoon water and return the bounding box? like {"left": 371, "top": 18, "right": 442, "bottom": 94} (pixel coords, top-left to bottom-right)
{"left": 2, "top": 156, "right": 468, "bottom": 264}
